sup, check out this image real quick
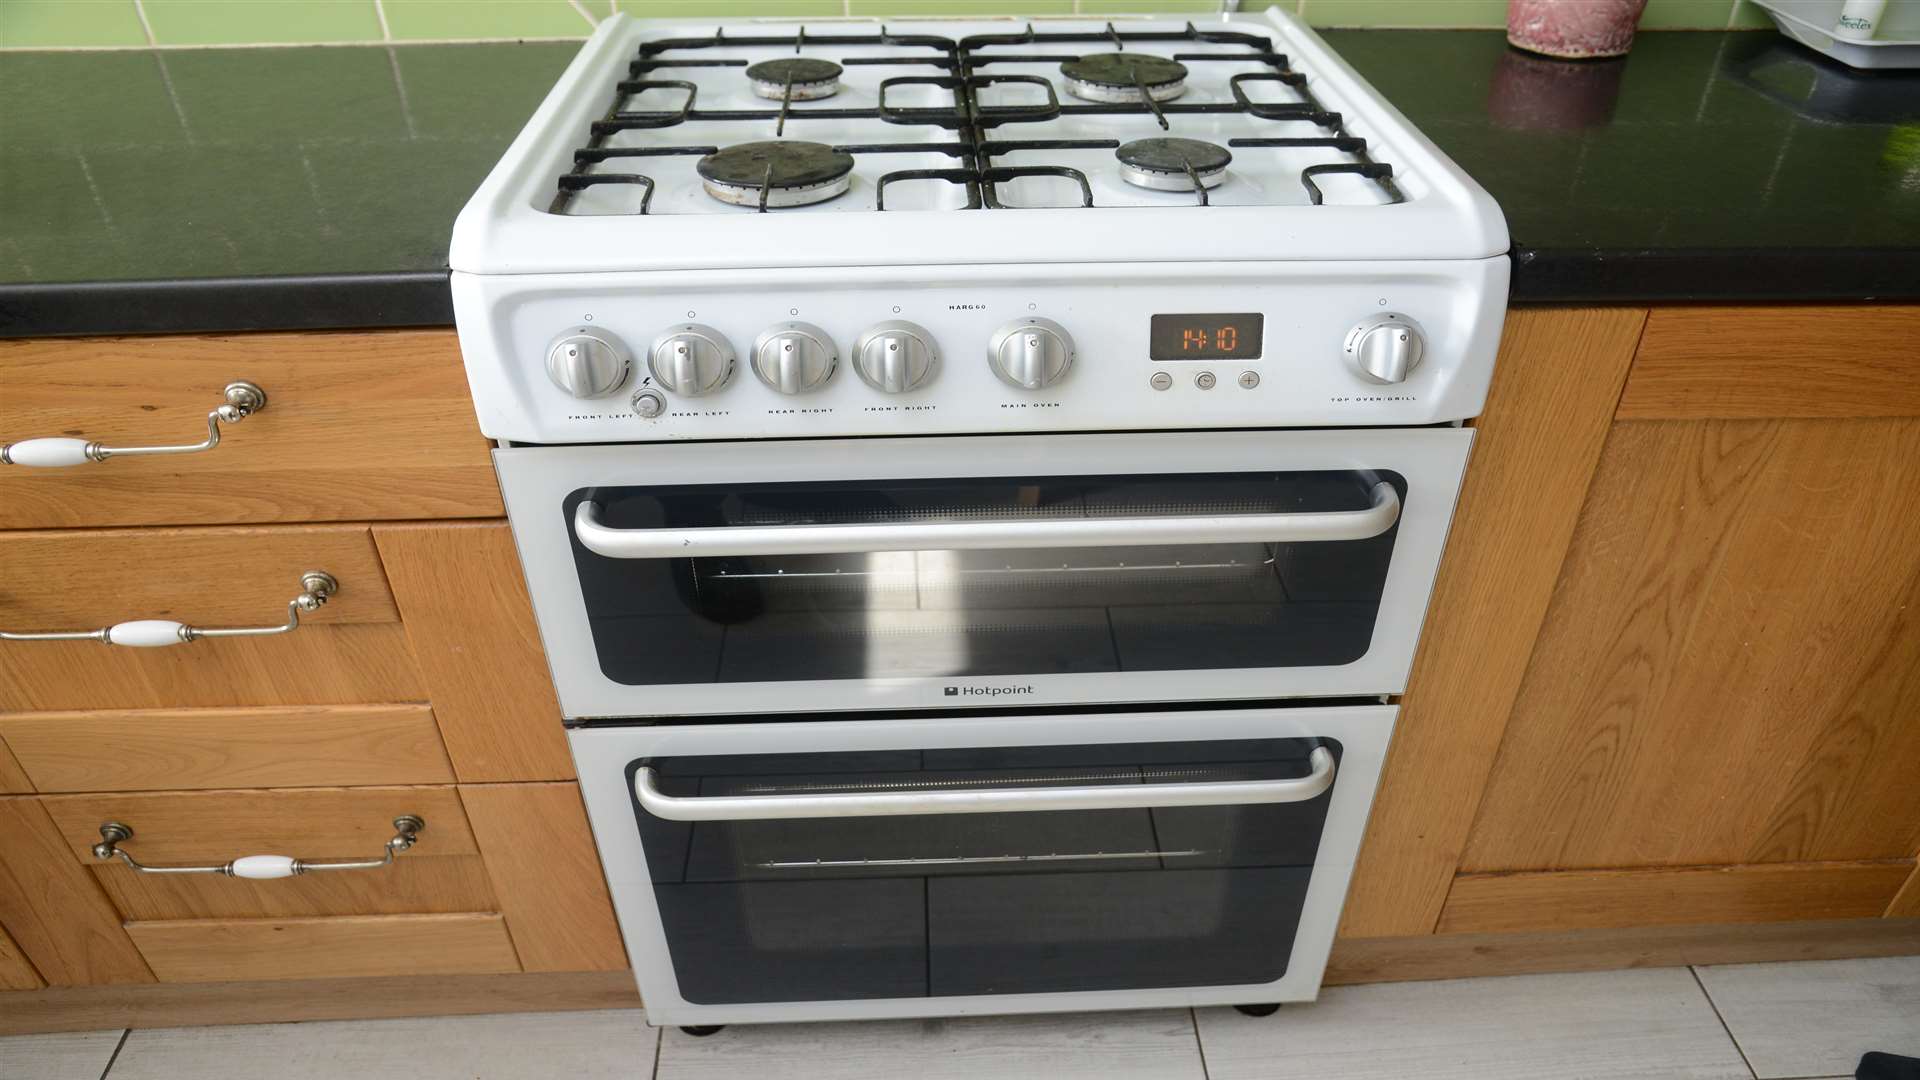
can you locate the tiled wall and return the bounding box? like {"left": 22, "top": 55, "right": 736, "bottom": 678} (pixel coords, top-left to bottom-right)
{"left": 0, "top": 0, "right": 1779, "bottom": 50}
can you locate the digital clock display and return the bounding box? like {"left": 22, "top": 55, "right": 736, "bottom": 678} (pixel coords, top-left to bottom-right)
{"left": 1149, "top": 313, "right": 1264, "bottom": 361}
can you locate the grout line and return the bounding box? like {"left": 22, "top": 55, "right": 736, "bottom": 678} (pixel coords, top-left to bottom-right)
{"left": 1190, "top": 1007, "right": 1214, "bottom": 1080}
{"left": 373, "top": 0, "right": 393, "bottom": 41}
{"left": 96, "top": 1029, "right": 131, "bottom": 1080}
{"left": 570, "top": 0, "right": 602, "bottom": 28}
{"left": 649, "top": 1024, "right": 663, "bottom": 1080}
{"left": 130, "top": 0, "right": 158, "bottom": 46}
{"left": 1690, "top": 966, "right": 1761, "bottom": 1080}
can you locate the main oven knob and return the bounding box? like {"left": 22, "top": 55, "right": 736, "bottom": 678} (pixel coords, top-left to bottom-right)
{"left": 545, "top": 328, "right": 630, "bottom": 399}
{"left": 1344, "top": 313, "right": 1426, "bottom": 385}
{"left": 853, "top": 320, "right": 938, "bottom": 393}
{"left": 988, "top": 317, "right": 1074, "bottom": 391}
{"left": 648, "top": 324, "right": 736, "bottom": 397}
{"left": 751, "top": 322, "right": 837, "bottom": 395}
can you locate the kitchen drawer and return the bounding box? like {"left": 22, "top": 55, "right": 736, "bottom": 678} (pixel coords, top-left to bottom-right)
{"left": 0, "top": 704, "right": 455, "bottom": 793}
{"left": 0, "top": 524, "right": 424, "bottom": 711}
{"left": 125, "top": 913, "right": 521, "bottom": 982}
{"left": 0, "top": 330, "right": 502, "bottom": 530}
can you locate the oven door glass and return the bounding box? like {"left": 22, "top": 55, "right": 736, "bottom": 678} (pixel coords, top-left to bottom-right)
{"left": 566, "top": 469, "right": 1403, "bottom": 686}
{"left": 629, "top": 737, "right": 1338, "bottom": 1004}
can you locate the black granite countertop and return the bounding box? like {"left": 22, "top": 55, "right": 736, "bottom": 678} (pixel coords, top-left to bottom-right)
{"left": 3, "top": 29, "right": 1918, "bottom": 337}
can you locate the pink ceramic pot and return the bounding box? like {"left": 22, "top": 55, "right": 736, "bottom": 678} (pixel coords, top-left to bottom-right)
{"left": 1508, "top": 0, "right": 1649, "bottom": 59}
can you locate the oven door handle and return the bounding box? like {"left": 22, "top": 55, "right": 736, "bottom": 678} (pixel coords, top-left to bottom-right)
{"left": 633, "top": 747, "right": 1335, "bottom": 821}
{"left": 574, "top": 483, "right": 1399, "bottom": 558}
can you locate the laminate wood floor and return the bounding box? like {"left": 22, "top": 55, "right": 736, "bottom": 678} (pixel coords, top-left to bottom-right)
{"left": 6, "top": 955, "right": 1913, "bottom": 1079}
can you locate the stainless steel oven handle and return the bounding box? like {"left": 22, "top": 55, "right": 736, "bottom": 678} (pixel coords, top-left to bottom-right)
{"left": 575, "top": 483, "right": 1399, "bottom": 559}
{"left": 634, "top": 747, "right": 1335, "bottom": 822}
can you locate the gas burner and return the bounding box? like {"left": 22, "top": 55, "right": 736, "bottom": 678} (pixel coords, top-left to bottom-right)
{"left": 1116, "top": 137, "right": 1232, "bottom": 192}
{"left": 746, "top": 58, "right": 844, "bottom": 101}
{"left": 696, "top": 141, "right": 856, "bottom": 209}
{"left": 1059, "top": 53, "right": 1190, "bottom": 104}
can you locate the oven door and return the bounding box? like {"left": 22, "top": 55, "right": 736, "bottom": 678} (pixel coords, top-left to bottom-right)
{"left": 497, "top": 429, "right": 1469, "bottom": 718}
{"left": 572, "top": 703, "right": 1391, "bottom": 1025}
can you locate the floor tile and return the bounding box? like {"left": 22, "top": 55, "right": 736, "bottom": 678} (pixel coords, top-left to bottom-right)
{"left": 0, "top": 1029, "right": 123, "bottom": 1080}
{"left": 106, "top": 1010, "right": 654, "bottom": 1080}
{"left": 1695, "top": 955, "right": 1920, "bottom": 1080}
{"left": 655, "top": 1008, "right": 1204, "bottom": 1080}
{"left": 1195, "top": 969, "right": 1751, "bottom": 1080}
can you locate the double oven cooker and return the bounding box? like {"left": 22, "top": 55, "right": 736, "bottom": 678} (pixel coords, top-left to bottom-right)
{"left": 452, "top": 9, "right": 1507, "bottom": 1030}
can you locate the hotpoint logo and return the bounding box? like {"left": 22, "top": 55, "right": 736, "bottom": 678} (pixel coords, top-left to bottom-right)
{"left": 943, "top": 684, "right": 1036, "bottom": 698}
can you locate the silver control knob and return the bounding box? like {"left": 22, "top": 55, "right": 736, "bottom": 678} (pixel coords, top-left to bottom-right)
{"left": 751, "top": 322, "right": 837, "bottom": 395}
{"left": 648, "top": 324, "right": 735, "bottom": 397}
{"left": 988, "top": 317, "right": 1074, "bottom": 391}
{"left": 545, "top": 328, "right": 630, "bottom": 398}
{"left": 853, "top": 320, "right": 938, "bottom": 393}
{"left": 1344, "top": 313, "right": 1426, "bottom": 385}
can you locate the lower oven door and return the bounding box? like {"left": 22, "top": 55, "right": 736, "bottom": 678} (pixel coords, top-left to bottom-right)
{"left": 572, "top": 703, "right": 1391, "bottom": 1025}
{"left": 498, "top": 429, "right": 1469, "bottom": 718}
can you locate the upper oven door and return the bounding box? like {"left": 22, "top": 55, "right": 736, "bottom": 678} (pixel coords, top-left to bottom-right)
{"left": 496, "top": 429, "right": 1471, "bottom": 718}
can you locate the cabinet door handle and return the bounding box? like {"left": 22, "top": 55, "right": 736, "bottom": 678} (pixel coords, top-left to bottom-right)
{"left": 0, "top": 571, "right": 337, "bottom": 646}
{"left": 90, "top": 815, "right": 425, "bottom": 878}
{"left": 2, "top": 381, "right": 266, "bottom": 467}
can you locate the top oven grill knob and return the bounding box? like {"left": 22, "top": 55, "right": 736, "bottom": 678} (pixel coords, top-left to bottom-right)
{"left": 545, "top": 328, "right": 631, "bottom": 399}
{"left": 752, "top": 322, "right": 837, "bottom": 395}
{"left": 1344, "top": 313, "right": 1426, "bottom": 385}
{"left": 853, "top": 320, "right": 938, "bottom": 393}
{"left": 649, "top": 324, "right": 736, "bottom": 397}
{"left": 988, "top": 317, "right": 1075, "bottom": 391}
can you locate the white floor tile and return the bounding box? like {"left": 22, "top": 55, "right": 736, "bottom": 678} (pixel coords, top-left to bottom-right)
{"left": 105, "top": 1010, "right": 655, "bottom": 1080}
{"left": 1195, "top": 969, "right": 1752, "bottom": 1080}
{"left": 0, "top": 1029, "right": 123, "bottom": 1080}
{"left": 1695, "top": 955, "right": 1920, "bottom": 1079}
{"left": 655, "top": 1008, "right": 1204, "bottom": 1080}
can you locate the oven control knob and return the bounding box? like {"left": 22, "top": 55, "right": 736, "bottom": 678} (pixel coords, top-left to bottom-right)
{"left": 648, "top": 324, "right": 736, "bottom": 397}
{"left": 752, "top": 322, "right": 837, "bottom": 395}
{"left": 988, "top": 317, "right": 1074, "bottom": 391}
{"left": 853, "top": 320, "right": 938, "bottom": 393}
{"left": 1344, "top": 313, "right": 1426, "bottom": 385}
{"left": 545, "top": 328, "right": 630, "bottom": 399}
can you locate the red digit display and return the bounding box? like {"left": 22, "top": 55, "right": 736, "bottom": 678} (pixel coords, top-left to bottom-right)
{"left": 1150, "top": 314, "right": 1264, "bottom": 361}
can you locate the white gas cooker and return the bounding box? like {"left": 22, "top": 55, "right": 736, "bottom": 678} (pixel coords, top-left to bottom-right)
{"left": 451, "top": 10, "right": 1509, "bottom": 446}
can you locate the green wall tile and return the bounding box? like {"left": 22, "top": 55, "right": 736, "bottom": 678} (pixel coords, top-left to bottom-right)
{"left": 0, "top": 0, "right": 149, "bottom": 47}
{"left": 846, "top": 1, "right": 1075, "bottom": 14}
{"left": 1301, "top": 0, "right": 1507, "bottom": 29}
{"left": 1079, "top": 0, "right": 1235, "bottom": 13}
{"left": 615, "top": 1, "right": 848, "bottom": 17}
{"left": 140, "top": 0, "right": 383, "bottom": 45}
{"left": 385, "top": 0, "right": 591, "bottom": 39}
{"left": 1728, "top": 0, "right": 1777, "bottom": 28}
{"left": 1638, "top": 0, "right": 1733, "bottom": 29}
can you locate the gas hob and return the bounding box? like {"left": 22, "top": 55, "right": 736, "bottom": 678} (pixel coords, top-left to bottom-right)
{"left": 451, "top": 11, "right": 1509, "bottom": 445}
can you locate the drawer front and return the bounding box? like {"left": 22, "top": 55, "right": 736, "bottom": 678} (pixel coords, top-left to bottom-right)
{"left": 125, "top": 914, "right": 521, "bottom": 982}
{"left": 0, "top": 330, "right": 502, "bottom": 529}
{"left": 0, "top": 525, "right": 424, "bottom": 711}
{"left": 0, "top": 705, "right": 455, "bottom": 793}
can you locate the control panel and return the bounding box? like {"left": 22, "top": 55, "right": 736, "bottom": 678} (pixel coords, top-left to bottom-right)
{"left": 454, "top": 260, "right": 1506, "bottom": 443}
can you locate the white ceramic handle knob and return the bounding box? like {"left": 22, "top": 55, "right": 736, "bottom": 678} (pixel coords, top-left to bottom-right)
{"left": 105, "top": 620, "right": 188, "bottom": 647}
{"left": 3, "top": 437, "right": 93, "bottom": 467}
{"left": 229, "top": 855, "right": 299, "bottom": 880}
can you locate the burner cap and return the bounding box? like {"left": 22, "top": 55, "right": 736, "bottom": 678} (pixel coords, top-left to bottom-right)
{"left": 1060, "top": 53, "right": 1189, "bottom": 103}
{"left": 697, "top": 141, "right": 856, "bottom": 208}
{"left": 746, "top": 58, "right": 844, "bottom": 101}
{"left": 1116, "top": 137, "right": 1232, "bottom": 191}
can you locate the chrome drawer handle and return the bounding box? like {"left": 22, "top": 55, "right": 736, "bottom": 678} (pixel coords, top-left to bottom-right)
{"left": 636, "top": 747, "right": 1335, "bottom": 822}
{"left": 1, "top": 381, "right": 266, "bottom": 467}
{"left": 0, "top": 571, "right": 337, "bottom": 647}
{"left": 91, "top": 815, "right": 425, "bottom": 879}
{"left": 575, "top": 482, "right": 1400, "bottom": 559}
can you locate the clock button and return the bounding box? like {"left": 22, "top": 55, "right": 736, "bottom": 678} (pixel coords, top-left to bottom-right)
{"left": 1195, "top": 371, "right": 1217, "bottom": 390}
